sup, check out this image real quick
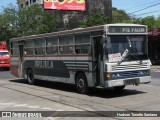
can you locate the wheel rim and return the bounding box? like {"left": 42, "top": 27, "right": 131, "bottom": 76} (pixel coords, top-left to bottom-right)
{"left": 77, "top": 78, "right": 85, "bottom": 90}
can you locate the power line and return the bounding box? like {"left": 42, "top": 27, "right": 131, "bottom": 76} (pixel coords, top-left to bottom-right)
{"left": 125, "top": 0, "right": 159, "bottom": 11}
{"left": 134, "top": 10, "right": 160, "bottom": 17}
{"left": 128, "top": 2, "right": 160, "bottom": 14}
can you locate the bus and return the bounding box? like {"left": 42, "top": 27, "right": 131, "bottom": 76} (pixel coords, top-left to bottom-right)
{"left": 10, "top": 24, "right": 151, "bottom": 94}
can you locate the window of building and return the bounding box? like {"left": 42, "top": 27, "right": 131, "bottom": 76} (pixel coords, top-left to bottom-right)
{"left": 25, "top": 1, "right": 29, "bottom": 6}
{"left": 33, "top": 0, "right": 36, "bottom": 3}
{"left": 20, "top": 4, "right": 24, "bottom": 8}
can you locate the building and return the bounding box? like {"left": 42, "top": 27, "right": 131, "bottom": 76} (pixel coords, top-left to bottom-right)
{"left": 148, "top": 28, "right": 160, "bottom": 64}
{"left": 17, "top": 0, "right": 112, "bottom": 30}
{"left": 17, "top": 0, "right": 43, "bottom": 9}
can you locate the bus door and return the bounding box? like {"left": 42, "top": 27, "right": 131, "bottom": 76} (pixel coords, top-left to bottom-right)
{"left": 92, "top": 36, "right": 104, "bottom": 86}
{"left": 18, "top": 41, "right": 24, "bottom": 77}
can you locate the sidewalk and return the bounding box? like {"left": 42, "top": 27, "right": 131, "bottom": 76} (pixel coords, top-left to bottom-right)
{"left": 151, "top": 65, "right": 160, "bottom": 72}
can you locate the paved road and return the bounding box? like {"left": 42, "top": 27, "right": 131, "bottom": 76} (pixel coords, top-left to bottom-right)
{"left": 0, "top": 71, "right": 160, "bottom": 120}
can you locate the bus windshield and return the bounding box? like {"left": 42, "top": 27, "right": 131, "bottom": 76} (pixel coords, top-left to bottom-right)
{"left": 106, "top": 35, "right": 148, "bottom": 62}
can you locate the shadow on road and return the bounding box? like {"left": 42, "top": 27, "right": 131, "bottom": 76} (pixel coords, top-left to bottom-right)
{"left": 9, "top": 79, "right": 146, "bottom": 98}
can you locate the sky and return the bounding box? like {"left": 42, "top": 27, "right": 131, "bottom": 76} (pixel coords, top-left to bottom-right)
{"left": 0, "top": 0, "right": 160, "bottom": 18}
{"left": 112, "top": 0, "right": 160, "bottom": 18}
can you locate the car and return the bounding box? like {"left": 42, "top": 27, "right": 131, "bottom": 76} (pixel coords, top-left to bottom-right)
{"left": 0, "top": 50, "right": 10, "bottom": 71}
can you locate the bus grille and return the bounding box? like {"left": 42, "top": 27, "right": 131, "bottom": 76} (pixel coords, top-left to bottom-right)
{"left": 111, "top": 63, "right": 148, "bottom": 72}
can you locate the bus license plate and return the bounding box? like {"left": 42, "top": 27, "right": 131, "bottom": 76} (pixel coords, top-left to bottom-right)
{"left": 124, "top": 79, "right": 140, "bottom": 85}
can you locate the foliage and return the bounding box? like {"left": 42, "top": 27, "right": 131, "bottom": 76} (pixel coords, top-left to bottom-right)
{"left": 0, "top": 4, "right": 57, "bottom": 47}
{"left": 0, "top": 4, "right": 18, "bottom": 47}
{"left": 112, "top": 7, "right": 132, "bottom": 23}
{"left": 132, "top": 16, "right": 160, "bottom": 29}
{"left": 18, "top": 4, "right": 57, "bottom": 36}
{"left": 141, "top": 16, "right": 155, "bottom": 29}
{"left": 80, "top": 12, "right": 109, "bottom": 28}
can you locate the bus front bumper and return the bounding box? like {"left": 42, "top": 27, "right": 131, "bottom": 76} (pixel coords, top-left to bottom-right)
{"left": 105, "top": 76, "right": 151, "bottom": 88}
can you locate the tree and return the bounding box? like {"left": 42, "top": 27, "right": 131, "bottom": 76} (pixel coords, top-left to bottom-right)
{"left": 155, "top": 16, "right": 160, "bottom": 28}
{"left": 112, "top": 7, "right": 132, "bottom": 23}
{"left": 0, "top": 4, "right": 18, "bottom": 47}
{"left": 18, "top": 4, "right": 57, "bottom": 36}
{"left": 80, "top": 12, "right": 109, "bottom": 28}
{"left": 141, "top": 16, "right": 155, "bottom": 29}
{"left": 0, "top": 4, "right": 57, "bottom": 47}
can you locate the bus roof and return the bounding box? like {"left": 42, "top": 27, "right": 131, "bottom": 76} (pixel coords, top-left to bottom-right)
{"left": 10, "top": 24, "right": 147, "bottom": 42}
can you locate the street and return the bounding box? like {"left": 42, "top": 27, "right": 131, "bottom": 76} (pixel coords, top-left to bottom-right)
{"left": 0, "top": 70, "right": 160, "bottom": 120}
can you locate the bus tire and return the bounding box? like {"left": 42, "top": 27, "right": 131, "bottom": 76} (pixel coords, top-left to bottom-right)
{"left": 113, "top": 85, "right": 125, "bottom": 91}
{"left": 75, "top": 73, "right": 89, "bottom": 94}
{"left": 27, "top": 69, "right": 35, "bottom": 85}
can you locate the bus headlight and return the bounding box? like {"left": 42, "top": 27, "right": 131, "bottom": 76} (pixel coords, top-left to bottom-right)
{"left": 139, "top": 70, "right": 149, "bottom": 75}
{"left": 106, "top": 73, "right": 111, "bottom": 79}
{"left": 111, "top": 73, "right": 121, "bottom": 78}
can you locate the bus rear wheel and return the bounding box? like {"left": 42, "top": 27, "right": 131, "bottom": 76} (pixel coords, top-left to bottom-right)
{"left": 75, "top": 73, "right": 88, "bottom": 94}
{"left": 27, "top": 69, "right": 35, "bottom": 85}
{"left": 113, "top": 85, "right": 125, "bottom": 91}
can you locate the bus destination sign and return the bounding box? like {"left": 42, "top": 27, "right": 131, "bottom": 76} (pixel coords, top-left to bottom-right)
{"left": 109, "top": 26, "right": 147, "bottom": 33}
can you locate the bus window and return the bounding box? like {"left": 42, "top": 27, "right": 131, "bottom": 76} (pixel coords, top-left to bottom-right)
{"left": 10, "top": 42, "right": 19, "bottom": 56}
{"left": 35, "top": 48, "right": 45, "bottom": 55}
{"left": 47, "top": 37, "right": 58, "bottom": 46}
{"left": 35, "top": 38, "right": 46, "bottom": 55}
{"left": 24, "top": 40, "right": 34, "bottom": 47}
{"left": 35, "top": 38, "right": 45, "bottom": 47}
{"left": 46, "top": 47, "right": 58, "bottom": 55}
{"left": 24, "top": 40, "right": 34, "bottom": 56}
{"left": 24, "top": 48, "right": 34, "bottom": 55}
{"left": 59, "top": 36, "right": 73, "bottom": 45}
{"left": 60, "top": 46, "right": 73, "bottom": 54}
{"left": 75, "top": 33, "right": 91, "bottom": 54}
{"left": 75, "top": 34, "right": 90, "bottom": 44}
{"left": 75, "top": 45, "right": 90, "bottom": 54}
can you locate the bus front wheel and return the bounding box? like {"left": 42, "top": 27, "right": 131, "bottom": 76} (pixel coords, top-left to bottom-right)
{"left": 27, "top": 69, "right": 35, "bottom": 85}
{"left": 75, "top": 73, "right": 88, "bottom": 94}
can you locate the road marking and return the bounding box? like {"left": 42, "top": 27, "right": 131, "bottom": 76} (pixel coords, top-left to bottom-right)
{"left": 0, "top": 102, "right": 15, "bottom": 106}
{"left": 24, "top": 105, "right": 40, "bottom": 109}
{"left": 41, "top": 107, "right": 53, "bottom": 110}
{"left": 46, "top": 117, "right": 58, "bottom": 120}
{"left": 14, "top": 104, "right": 28, "bottom": 107}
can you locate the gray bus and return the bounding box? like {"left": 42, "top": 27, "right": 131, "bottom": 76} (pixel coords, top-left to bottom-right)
{"left": 10, "top": 24, "right": 151, "bottom": 94}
